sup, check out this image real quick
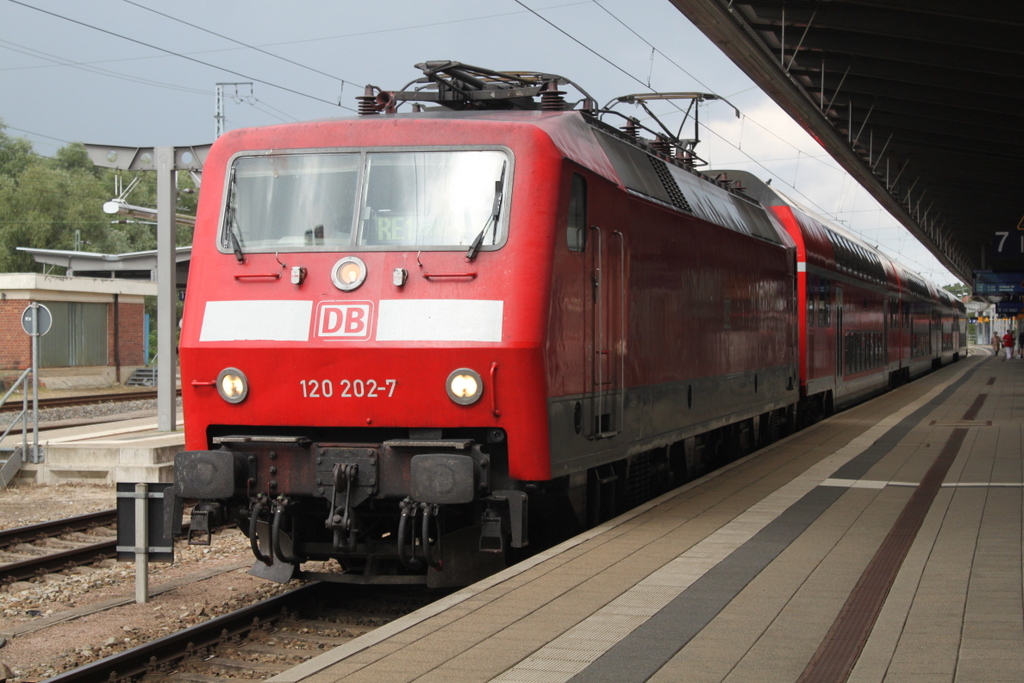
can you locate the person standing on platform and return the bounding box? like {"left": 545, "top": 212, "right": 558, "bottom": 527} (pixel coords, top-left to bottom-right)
{"left": 1018, "top": 329, "right": 1024, "bottom": 359}
{"left": 1002, "top": 330, "right": 1015, "bottom": 360}
{"left": 992, "top": 332, "right": 1002, "bottom": 356}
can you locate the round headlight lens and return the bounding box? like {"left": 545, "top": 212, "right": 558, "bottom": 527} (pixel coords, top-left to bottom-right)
{"left": 331, "top": 256, "right": 367, "bottom": 291}
{"left": 446, "top": 368, "right": 483, "bottom": 405}
{"left": 217, "top": 368, "right": 248, "bottom": 404}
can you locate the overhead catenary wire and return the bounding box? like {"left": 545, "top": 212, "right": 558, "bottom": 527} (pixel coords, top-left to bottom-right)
{"left": 0, "top": 39, "right": 210, "bottom": 95}
{"left": 516, "top": 0, "right": 954, "bottom": 283}
{"left": 251, "top": 2, "right": 593, "bottom": 51}
{"left": 7, "top": 0, "right": 356, "bottom": 112}
{"left": 0, "top": 2, "right": 593, "bottom": 75}
{"left": 120, "top": 1, "right": 357, "bottom": 91}
{"left": 591, "top": 0, "right": 843, "bottom": 177}
{"left": 2, "top": 124, "right": 71, "bottom": 145}
{"left": 2, "top": 0, "right": 953, "bottom": 282}
{"left": 514, "top": 1, "right": 832, "bottom": 211}
{"left": 248, "top": 98, "right": 299, "bottom": 124}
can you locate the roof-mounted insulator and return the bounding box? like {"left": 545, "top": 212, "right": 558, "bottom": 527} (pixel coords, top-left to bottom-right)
{"left": 540, "top": 80, "right": 567, "bottom": 111}
{"left": 580, "top": 98, "right": 599, "bottom": 115}
{"left": 358, "top": 85, "right": 380, "bottom": 116}
{"left": 622, "top": 119, "right": 639, "bottom": 140}
{"left": 377, "top": 90, "right": 398, "bottom": 114}
{"left": 651, "top": 134, "right": 671, "bottom": 156}
{"left": 675, "top": 144, "right": 701, "bottom": 169}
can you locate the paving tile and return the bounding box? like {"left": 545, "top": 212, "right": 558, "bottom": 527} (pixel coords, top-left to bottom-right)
{"left": 289, "top": 359, "right": 1024, "bottom": 683}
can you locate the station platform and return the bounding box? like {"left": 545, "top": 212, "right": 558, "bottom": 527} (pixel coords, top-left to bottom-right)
{"left": 270, "top": 350, "right": 1023, "bottom": 683}
{"left": 1, "top": 415, "right": 183, "bottom": 484}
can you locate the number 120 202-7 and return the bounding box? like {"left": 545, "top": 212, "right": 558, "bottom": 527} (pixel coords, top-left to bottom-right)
{"left": 300, "top": 379, "right": 397, "bottom": 398}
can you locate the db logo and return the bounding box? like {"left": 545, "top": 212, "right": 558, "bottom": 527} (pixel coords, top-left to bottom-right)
{"left": 315, "top": 302, "right": 374, "bottom": 341}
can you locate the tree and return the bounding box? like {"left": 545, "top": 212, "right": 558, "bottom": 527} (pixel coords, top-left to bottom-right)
{"left": 0, "top": 122, "right": 34, "bottom": 180}
{"left": 942, "top": 282, "right": 970, "bottom": 298}
{"left": 0, "top": 135, "right": 111, "bottom": 271}
{"left": 0, "top": 123, "right": 195, "bottom": 273}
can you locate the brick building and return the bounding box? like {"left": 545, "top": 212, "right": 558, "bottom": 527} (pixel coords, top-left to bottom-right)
{"left": 0, "top": 273, "right": 155, "bottom": 385}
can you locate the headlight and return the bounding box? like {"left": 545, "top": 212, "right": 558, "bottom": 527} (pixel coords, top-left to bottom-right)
{"left": 446, "top": 368, "right": 483, "bottom": 405}
{"left": 217, "top": 368, "right": 248, "bottom": 404}
{"left": 331, "top": 256, "right": 367, "bottom": 291}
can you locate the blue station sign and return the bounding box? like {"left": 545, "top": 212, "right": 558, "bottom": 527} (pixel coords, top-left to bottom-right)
{"left": 974, "top": 271, "right": 1024, "bottom": 295}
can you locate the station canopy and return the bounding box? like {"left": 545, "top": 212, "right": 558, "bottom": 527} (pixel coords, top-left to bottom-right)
{"left": 670, "top": 0, "right": 1024, "bottom": 289}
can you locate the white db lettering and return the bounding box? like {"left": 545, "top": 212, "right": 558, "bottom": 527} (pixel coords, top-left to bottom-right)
{"left": 316, "top": 302, "right": 373, "bottom": 340}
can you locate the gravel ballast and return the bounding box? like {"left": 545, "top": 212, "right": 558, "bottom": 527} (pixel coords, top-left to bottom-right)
{"left": 0, "top": 398, "right": 305, "bottom": 681}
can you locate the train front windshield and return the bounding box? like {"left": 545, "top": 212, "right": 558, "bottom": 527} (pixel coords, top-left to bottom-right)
{"left": 222, "top": 150, "right": 509, "bottom": 253}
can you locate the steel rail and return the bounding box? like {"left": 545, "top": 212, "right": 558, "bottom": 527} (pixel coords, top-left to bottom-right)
{"left": 0, "top": 514, "right": 214, "bottom": 584}
{"left": 45, "top": 582, "right": 324, "bottom": 682}
{"left": 0, "top": 391, "right": 167, "bottom": 413}
{"left": 0, "top": 510, "right": 117, "bottom": 549}
{"left": 0, "top": 539, "right": 117, "bottom": 583}
{"left": 0, "top": 510, "right": 119, "bottom": 582}
{"left": 2, "top": 414, "right": 143, "bottom": 436}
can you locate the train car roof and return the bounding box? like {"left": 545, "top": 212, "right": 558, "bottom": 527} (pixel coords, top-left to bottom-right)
{"left": 217, "top": 109, "right": 795, "bottom": 248}
{"left": 713, "top": 168, "right": 905, "bottom": 290}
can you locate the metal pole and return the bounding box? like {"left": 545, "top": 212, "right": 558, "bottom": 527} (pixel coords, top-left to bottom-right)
{"left": 215, "top": 83, "right": 225, "bottom": 139}
{"left": 31, "top": 303, "right": 39, "bottom": 463}
{"left": 156, "top": 147, "right": 178, "bottom": 432}
{"left": 21, "top": 367, "right": 28, "bottom": 464}
{"left": 135, "top": 482, "right": 149, "bottom": 604}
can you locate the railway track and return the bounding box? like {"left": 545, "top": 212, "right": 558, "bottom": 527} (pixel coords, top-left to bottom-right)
{"left": 0, "top": 509, "right": 217, "bottom": 584}
{"left": 0, "top": 390, "right": 172, "bottom": 413}
{"left": 0, "top": 510, "right": 118, "bottom": 583}
{"left": 45, "top": 581, "right": 438, "bottom": 682}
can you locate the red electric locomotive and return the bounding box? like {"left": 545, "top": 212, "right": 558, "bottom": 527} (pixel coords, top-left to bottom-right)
{"left": 719, "top": 170, "right": 966, "bottom": 418}
{"left": 174, "top": 62, "right": 962, "bottom": 587}
{"left": 174, "top": 63, "right": 800, "bottom": 586}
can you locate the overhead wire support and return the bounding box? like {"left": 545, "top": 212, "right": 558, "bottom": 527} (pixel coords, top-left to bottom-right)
{"left": 215, "top": 82, "right": 253, "bottom": 138}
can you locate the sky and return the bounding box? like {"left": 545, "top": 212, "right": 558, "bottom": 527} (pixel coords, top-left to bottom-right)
{"left": 0, "top": 0, "right": 960, "bottom": 285}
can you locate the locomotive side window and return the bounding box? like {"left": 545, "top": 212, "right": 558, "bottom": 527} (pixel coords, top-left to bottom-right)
{"left": 221, "top": 149, "right": 510, "bottom": 254}
{"left": 567, "top": 173, "right": 587, "bottom": 252}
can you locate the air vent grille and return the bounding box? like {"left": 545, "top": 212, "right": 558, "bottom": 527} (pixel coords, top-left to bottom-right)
{"left": 648, "top": 156, "right": 692, "bottom": 212}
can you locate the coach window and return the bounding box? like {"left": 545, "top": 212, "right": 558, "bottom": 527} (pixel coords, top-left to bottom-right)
{"left": 567, "top": 173, "right": 587, "bottom": 252}
{"left": 807, "top": 275, "right": 817, "bottom": 326}
{"left": 819, "top": 279, "right": 830, "bottom": 327}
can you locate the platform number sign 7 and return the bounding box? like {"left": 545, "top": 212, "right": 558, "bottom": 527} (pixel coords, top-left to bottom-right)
{"left": 993, "top": 231, "right": 1024, "bottom": 256}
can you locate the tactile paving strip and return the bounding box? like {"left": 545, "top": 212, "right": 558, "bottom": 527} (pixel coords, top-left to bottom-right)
{"left": 796, "top": 391, "right": 983, "bottom": 682}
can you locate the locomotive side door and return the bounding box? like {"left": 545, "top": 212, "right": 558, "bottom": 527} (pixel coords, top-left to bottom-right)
{"left": 586, "top": 224, "right": 625, "bottom": 439}
{"left": 834, "top": 286, "right": 844, "bottom": 388}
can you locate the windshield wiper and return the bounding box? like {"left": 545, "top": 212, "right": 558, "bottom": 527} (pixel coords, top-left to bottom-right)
{"left": 466, "top": 161, "right": 506, "bottom": 262}
{"left": 228, "top": 228, "right": 245, "bottom": 263}
{"left": 226, "top": 170, "right": 246, "bottom": 263}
